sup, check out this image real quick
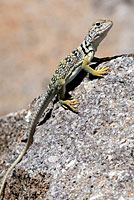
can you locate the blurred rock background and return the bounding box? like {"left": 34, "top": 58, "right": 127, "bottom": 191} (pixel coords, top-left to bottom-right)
{"left": 0, "top": 0, "right": 134, "bottom": 116}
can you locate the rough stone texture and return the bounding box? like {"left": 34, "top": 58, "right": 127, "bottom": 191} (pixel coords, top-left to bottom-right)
{"left": 0, "top": 0, "right": 134, "bottom": 116}
{"left": 0, "top": 54, "right": 134, "bottom": 199}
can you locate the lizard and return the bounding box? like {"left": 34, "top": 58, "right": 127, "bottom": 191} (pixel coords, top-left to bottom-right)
{"left": 0, "top": 19, "right": 113, "bottom": 196}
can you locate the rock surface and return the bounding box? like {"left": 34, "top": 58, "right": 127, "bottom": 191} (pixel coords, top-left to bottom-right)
{"left": 0, "top": 54, "right": 134, "bottom": 199}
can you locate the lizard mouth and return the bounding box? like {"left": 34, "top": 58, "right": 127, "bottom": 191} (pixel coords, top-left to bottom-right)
{"left": 98, "top": 22, "right": 113, "bottom": 38}
{"left": 106, "top": 21, "right": 113, "bottom": 31}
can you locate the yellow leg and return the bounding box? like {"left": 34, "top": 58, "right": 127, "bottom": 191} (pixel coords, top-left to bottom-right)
{"left": 58, "top": 79, "right": 79, "bottom": 112}
{"left": 82, "top": 55, "right": 109, "bottom": 77}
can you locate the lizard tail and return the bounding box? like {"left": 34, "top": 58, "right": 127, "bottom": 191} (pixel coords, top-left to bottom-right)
{"left": 0, "top": 143, "right": 30, "bottom": 197}
{"left": 0, "top": 88, "right": 56, "bottom": 197}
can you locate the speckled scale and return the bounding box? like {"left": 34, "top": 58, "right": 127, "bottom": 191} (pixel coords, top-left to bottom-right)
{"left": 50, "top": 48, "right": 83, "bottom": 85}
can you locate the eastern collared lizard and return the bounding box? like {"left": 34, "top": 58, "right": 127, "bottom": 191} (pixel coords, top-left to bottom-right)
{"left": 0, "top": 19, "right": 113, "bottom": 196}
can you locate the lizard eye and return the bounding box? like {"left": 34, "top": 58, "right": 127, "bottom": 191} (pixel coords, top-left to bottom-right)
{"left": 96, "top": 22, "right": 101, "bottom": 26}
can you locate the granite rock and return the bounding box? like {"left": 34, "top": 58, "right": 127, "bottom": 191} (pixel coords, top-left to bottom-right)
{"left": 0, "top": 54, "right": 134, "bottom": 199}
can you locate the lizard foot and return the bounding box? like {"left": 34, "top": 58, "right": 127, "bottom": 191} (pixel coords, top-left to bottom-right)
{"left": 96, "top": 65, "right": 110, "bottom": 76}
{"left": 59, "top": 98, "right": 80, "bottom": 112}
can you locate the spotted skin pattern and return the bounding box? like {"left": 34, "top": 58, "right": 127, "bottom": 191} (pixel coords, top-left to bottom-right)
{"left": 0, "top": 19, "right": 113, "bottom": 197}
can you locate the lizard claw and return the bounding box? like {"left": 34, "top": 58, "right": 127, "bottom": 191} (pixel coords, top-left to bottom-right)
{"left": 59, "top": 98, "right": 80, "bottom": 112}
{"left": 94, "top": 65, "right": 110, "bottom": 77}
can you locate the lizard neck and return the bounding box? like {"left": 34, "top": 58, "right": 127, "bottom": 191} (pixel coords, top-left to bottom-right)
{"left": 80, "top": 41, "right": 95, "bottom": 58}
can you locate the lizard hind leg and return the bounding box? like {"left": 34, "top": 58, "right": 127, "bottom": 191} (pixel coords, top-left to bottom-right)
{"left": 57, "top": 79, "right": 79, "bottom": 112}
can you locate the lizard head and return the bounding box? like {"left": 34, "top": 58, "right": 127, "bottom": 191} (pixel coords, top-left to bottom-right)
{"left": 85, "top": 19, "right": 113, "bottom": 51}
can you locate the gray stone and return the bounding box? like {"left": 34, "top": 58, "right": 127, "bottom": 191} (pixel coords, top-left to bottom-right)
{"left": 0, "top": 54, "right": 134, "bottom": 199}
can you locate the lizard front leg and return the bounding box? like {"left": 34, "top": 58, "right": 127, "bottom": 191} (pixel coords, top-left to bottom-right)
{"left": 58, "top": 79, "right": 79, "bottom": 112}
{"left": 82, "top": 55, "right": 109, "bottom": 77}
